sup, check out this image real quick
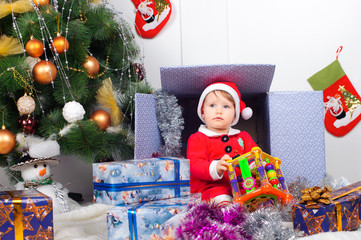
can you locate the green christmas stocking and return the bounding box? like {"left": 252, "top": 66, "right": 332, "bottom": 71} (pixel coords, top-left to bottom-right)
{"left": 308, "top": 60, "right": 361, "bottom": 137}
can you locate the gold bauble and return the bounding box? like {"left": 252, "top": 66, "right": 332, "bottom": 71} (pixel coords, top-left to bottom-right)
{"left": 32, "top": 0, "right": 49, "bottom": 6}
{"left": 90, "top": 110, "right": 111, "bottom": 130}
{"left": 0, "top": 127, "right": 16, "bottom": 155}
{"left": 33, "top": 60, "right": 57, "bottom": 84}
{"left": 83, "top": 56, "right": 100, "bottom": 76}
{"left": 25, "top": 38, "right": 44, "bottom": 58}
{"left": 17, "top": 94, "right": 36, "bottom": 115}
{"left": 52, "top": 34, "right": 69, "bottom": 54}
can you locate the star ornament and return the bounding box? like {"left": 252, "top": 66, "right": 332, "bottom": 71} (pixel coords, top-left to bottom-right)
{"left": 304, "top": 214, "right": 326, "bottom": 235}
{"left": 0, "top": 201, "right": 15, "bottom": 227}
{"left": 338, "top": 85, "right": 346, "bottom": 93}
{"left": 343, "top": 203, "right": 359, "bottom": 231}
{"left": 24, "top": 198, "right": 52, "bottom": 221}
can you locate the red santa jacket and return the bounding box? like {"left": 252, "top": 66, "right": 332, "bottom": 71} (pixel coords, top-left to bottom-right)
{"left": 187, "top": 125, "right": 257, "bottom": 201}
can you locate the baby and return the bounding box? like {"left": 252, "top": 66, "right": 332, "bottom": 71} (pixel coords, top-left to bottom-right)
{"left": 187, "top": 82, "right": 257, "bottom": 207}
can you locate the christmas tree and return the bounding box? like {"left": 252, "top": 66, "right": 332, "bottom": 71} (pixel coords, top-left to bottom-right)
{"left": 0, "top": 0, "right": 152, "bottom": 178}
{"left": 339, "top": 85, "right": 361, "bottom": 117}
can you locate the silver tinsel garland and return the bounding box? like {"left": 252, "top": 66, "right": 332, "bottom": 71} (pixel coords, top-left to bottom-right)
{"left": 242, "top": 206, "right": 301, "bottom": 240}
{"left": 153, "top": 90, "right": 184, "bottom": 157}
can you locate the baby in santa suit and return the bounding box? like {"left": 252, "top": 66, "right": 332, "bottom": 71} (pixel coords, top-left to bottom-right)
{"left": 187, "top": 82, "right": 256, "bottom": 207}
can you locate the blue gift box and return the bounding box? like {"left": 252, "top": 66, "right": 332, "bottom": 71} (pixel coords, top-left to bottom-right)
{"left": 107, "top": 195, "right": 199, "bottom": 240}
{"left": 93, "top": 157, "right": 190, "bottom": 205}
{"left": 134, "top": 64, "right": 326, "bottom": 186}
{"left": 0, "top": 189, "right": 53, "bottom": 240}
{"left": 292, "top": 181, "right": 361, "bottom": 235}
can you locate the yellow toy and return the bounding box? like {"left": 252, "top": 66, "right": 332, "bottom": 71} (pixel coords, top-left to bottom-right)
{"left": 227, "top": 147, "right": 293, "bottom": 211}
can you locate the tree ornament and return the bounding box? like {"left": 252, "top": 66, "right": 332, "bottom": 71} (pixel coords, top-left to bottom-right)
{"left": 95, "top": 78, "right": 124, "bottom": 127}
{"left": 32, "top": 0, "right": 49, "bottom": 6}
{"left": 0, "top": 35, "right": 23, "bottom": 57}
{"left": 52, "top": 33, "right": 69, "bottom": 54}
{"left": 131, "top": 63, "right": 146, "bottom": 81}
{"left": 17, "top": 114, "right": 38, "bottom": 135}
{"left": 25, "top": 37, "right": 44, "bottom": 58}
{"left": 33, "top": 60, "right": 57, "bottom": 84}
{"left": 83, "top": 55, "right": 99, "bottom": 76}
{"left": 62, "top": 101, "right": 86, "bottom": 123}
{"left": 17, "top": 93, "right": 36, "bottom": 115}
{"left": 90, "top": 109, "right": 111, "bottom": 130}
{"left": 0, "top": 126, "right": 16, "bottom": 154}
{"left": 25, "top": 56, "right": 38, "bottom": 71}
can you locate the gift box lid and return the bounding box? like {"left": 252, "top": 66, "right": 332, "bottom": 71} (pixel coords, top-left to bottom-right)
{"left": 93, "top": 157, "right": 190, "bottom": 184}
{"left": 331, "top": 181, "right": 361, "bottom": 201}
{"left": 160, "top": 64, "right": 276, "bottom": 97}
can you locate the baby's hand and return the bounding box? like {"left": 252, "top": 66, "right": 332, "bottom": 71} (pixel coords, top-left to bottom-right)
{"left": 216, "top": 155, "right": 231, "bottom": 176}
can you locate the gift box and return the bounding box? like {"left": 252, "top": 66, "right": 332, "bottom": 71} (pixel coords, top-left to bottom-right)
{"left": 107, "top": 194, "right": 199, "bottom": 240}
{"left": 134, "top": 64, "right": 325, "bottom": 186}
{"left": 93, "top": 157, "right": 190, "bottom": 205}
{"left": 292, "top": 181, "right": 361, "bottom": 236}
{"left": 0, "top": 189, "right": 53, "bottom": 240}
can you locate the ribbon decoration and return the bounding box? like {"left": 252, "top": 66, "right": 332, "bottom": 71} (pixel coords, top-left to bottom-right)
{"left": 0, "top": 35, "right": 23, "bottom": 57}
{"left": 331, "top": 185, "right": 361, "bottom": 231}
{"left": 6, "top": 192, "right": 24, "bottom": 240}
{"left": 95, "top": 78, "right": 124, "bottom": 126}
{"left": 0, "top": 0, "right": 33, "bottom": 19}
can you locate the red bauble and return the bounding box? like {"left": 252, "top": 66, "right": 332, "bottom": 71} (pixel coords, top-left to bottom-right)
{"left": 132, "top": 63, "right": 145, "bottom": 81}
{"left": 17, "top": 115, "right": 38, "bottom": 135}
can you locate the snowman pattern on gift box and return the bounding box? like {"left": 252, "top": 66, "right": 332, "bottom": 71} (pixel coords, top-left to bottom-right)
{"left": 10, "top": 135, "right": 79, "bottom": 214}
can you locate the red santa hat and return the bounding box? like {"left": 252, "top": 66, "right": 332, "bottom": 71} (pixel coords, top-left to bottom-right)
{"left": 197, "top": 82, "right": 253, "bottom": 126}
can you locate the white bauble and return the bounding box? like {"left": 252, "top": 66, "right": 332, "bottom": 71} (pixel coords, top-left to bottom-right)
{"left": 62, "top": 101, "right": 86, "bottom": 123}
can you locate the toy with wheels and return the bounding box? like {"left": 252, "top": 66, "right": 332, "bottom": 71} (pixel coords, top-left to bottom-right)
{"left": 227, "top": 147, "right": 293, "bottom": 211}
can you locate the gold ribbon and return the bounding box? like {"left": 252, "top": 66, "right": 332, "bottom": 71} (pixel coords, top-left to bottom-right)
{"left": 331, "top": 185, "right": 361, "bottom": 232}
{"left": 334, "top": 201, "right": 342, "bottom": 232}
{"left": 6, "top": 192, "right": 24, "bottom": 240}
{"left": 95, "top": 78, "right": 125, "bottom": 126}
{"left": 331, "top": 185, "right": 361, "bottom": 201}
{"left": 0, "top": 35, "right": 23, "bottom": 57}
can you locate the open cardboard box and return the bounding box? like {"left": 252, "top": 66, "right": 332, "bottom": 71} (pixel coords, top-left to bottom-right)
{"left": 134, "top": 64, "right": 325, "bottom": 186}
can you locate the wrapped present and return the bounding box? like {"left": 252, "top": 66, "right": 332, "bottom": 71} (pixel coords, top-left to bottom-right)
{"left": 93, "top": 157, "right": 190, "bottom": 205}
{"left": 107, "top": 194, "right": 199, "bottom": 240}
{"left": 292, "top": 181, "right": 361, "bottom": 236}
{"left": 0, "top": 189, "right": 53, "bottom": 240}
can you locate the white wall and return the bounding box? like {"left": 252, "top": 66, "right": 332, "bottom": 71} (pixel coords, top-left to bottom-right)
{"left": 2, "top": 0, "right": 360, "bottom": 201}
{"left": 109, "top": 0, "right": 361, "bottom": 185}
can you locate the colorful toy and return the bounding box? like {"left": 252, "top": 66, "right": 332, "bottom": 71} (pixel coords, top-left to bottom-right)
{"left": 227, "top": 147, "right": 293, "bottom": 211}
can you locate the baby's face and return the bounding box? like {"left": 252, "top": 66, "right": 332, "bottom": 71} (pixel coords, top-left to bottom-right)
{"left": 201, "top": 91, "right": 235, "bottom": 134}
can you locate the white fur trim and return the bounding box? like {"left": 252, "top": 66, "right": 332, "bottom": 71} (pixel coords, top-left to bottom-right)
{"left": 209, "top": 160, "right": 222, "bottom": 180}
{"left": 197, "top": 83, "right": 240, "bottom": 126}
{"left": 198, "top": 124, "right": 240, "bottom": 137}
{"left": 212, "top": 194, "right": 233, "bottom": 205}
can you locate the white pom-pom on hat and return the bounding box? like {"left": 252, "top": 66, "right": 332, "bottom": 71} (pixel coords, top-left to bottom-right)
{"left": 241, "top": 107, "right": 253, "bottom": 120}
{"left": 197, "top": 82, "right": 253, "bottom": 126}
